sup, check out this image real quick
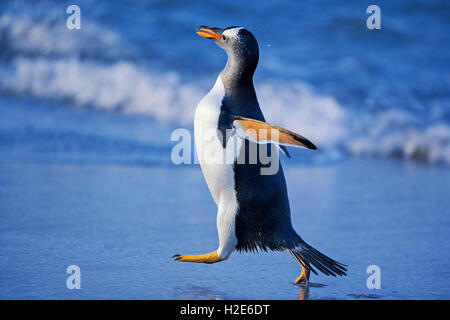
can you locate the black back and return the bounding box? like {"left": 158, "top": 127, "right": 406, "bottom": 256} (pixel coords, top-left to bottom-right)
{"left": 217, "top": 28, "right": 300, "bottom": 252}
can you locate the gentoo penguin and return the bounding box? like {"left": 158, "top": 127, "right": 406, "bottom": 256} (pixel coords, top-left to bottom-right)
{"left": 173, "top": 26, "right": 347, "bottom": 284}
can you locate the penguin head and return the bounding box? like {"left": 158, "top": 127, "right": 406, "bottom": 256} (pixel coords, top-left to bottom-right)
{"left": 197, "top": 26, "right": 259, "bottom": 76}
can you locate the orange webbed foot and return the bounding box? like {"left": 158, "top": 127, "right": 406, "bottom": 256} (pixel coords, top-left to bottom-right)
{"left": 294, "top": 267, "right": 310, "bottom": 285}
{"left": 173, "top": 250, "right": 223, "bottom": 264}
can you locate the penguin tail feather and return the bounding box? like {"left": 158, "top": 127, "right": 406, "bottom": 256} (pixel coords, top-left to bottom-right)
{"left": 289, "top": 243, "right": 347, "bottom": 277}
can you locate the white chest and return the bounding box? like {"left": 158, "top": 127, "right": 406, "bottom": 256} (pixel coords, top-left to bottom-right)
{"left": 194, "top": 77, "right": 242, "bottom": 205}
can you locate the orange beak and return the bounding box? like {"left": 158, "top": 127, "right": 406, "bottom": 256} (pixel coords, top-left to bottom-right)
{"left": 196, "top": 27, "right": 221, "bottom": 41}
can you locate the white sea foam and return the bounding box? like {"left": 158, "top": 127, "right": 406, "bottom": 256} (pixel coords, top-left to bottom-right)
{"left": 0, "top": 9, "right": 134, "bottom": 59}
{"left": 0, "top": 57, "right": 203, "bottom": 124}
{"left": 1, "top": 56, "right": 448, "bottom": 165}
{"left": 257, "top": 82, "right": 349, "bottom": 149}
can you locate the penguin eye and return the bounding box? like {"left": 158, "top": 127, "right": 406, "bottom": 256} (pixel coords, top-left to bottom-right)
{"left": 222, "top": 34, "right": 227, "bottom": 41}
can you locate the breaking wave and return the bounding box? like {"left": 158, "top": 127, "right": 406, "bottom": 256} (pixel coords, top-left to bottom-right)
{"left": 1, "top": 56, "right": 448, "bottom": 165}
{"left": 0, "top": 0, "right": 449, "bottom": 165}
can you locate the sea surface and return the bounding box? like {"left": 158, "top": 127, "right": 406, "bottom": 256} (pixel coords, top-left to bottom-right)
{"left": 0, "top": 0, "right": 449, "bottom": 165}
{"left": 0, "top": 0, "right": 449, "bottom": 299}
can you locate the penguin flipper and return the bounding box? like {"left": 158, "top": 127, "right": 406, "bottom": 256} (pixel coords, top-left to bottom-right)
{"left": 232, "top": 116, "right": 317, "bottom": 151}
{"left": 279, "top": 145, "right": 291, "bottom": 158}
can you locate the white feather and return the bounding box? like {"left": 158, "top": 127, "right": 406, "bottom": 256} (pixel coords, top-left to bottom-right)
{"left": 194, "top": 76, "right": 240, "bottom": 259}
{"left": 222, "top": 27, "right": 244, "bottom": 39}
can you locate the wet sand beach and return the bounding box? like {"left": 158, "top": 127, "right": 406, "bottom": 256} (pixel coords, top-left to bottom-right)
{"left": 1, "top": 158, "right": 448, "bottom": 299}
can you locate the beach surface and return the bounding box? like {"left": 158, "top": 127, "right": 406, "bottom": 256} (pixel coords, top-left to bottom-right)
{"left": 1, "top": 158, "right": 449, "bottom": 299}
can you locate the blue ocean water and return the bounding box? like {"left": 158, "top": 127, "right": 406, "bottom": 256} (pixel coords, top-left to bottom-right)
{"left": 1, "top": 0, "right": 450, "bottom": 301}
{"left": 0, "top": 0, "right": 449, "bottom": 165}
